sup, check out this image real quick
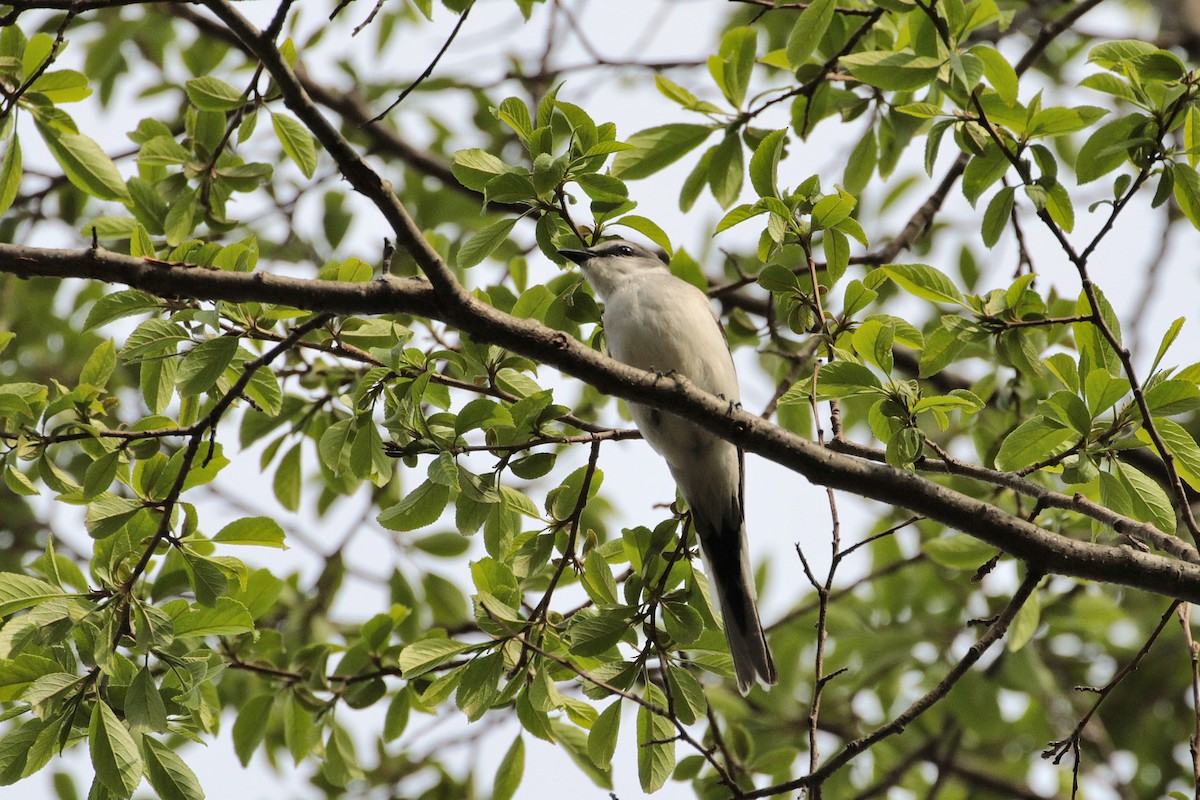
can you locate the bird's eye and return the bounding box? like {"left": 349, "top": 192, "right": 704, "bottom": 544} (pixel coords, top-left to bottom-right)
{"left": 617, "top": 245, "right": 633, "bottom": 256}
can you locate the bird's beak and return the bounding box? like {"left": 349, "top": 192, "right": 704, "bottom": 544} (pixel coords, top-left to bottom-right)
{"left": 558, "top": 249, "right": 592, "bottom": 266}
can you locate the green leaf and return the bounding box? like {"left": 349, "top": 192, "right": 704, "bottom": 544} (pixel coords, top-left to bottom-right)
{"left": 232, "top": 695, "right": 273, "bottom": 766}
{"left": 213, "top": 516, "right": 287, "bottom": 549}
{"left": 182, "top": 550, "right": 230, "bottom": 606}
{"left": 637, "top": 684, "right": 674, "bottom": 793}
{"left": 962, "top": 147, "right": 1009, "bottom": 206}
{"left": 1174, "top": 164, "right": 1200, "bottom": 232}
{"left": 1083, "top": 368, "right": 1129, "bottom": 416}
{"left": 273, "top": 442, "right": 302, "bottom": 511}
{"left": 842, "top": 127, "right": 876, "bottom": 196}
{"left": 378, "top": 480, "right": 450, "bottom": 532}
{"left": 496, "top": 97, "right": 533, "bottom": 142}
{"left": 612, "top": 215, "right": 672, "bottom": 255}
{"left": 177, "top": 335, "right": 238, "bottom": 396}
{"left": 811, "top": 189, "right": 855, "bottom": 229}
{"left": 186, "top": 76, "right": 245, "bottom": 111}
{"left": 1075, "top": 116, "right": 1142, "bottom": 185}
{"left": 823, "top": 228, "right": 850, "bottom": 282}
{"left": 1152, "top": 318, "right": 1185, "bottom": 375}
{"left": 1026, "top": 106, "right": 1107, "bottom": 138}
{"left": 36, "top": 123, "right": 129, "bottom": 202}
{"left": 654, "top": 75, "right": 705, "bottom": 111}
{"left": 896, "top": 102, "right": 944, "bottom": 119}
{"left": 663, "top": 601, "right": 704, "bottom": 646}
{"left": 748, "top": 128, "right": 787, "bottom": 198}
{"left": 611, "top": 124, "right": 713, "bottom": 180}
{"left": 840, "top": 51, "right": 943, "bottom": 91}
{"left": 126, "top": 668, "right": 169, "bottom": 734}
{"left": 981, "top": 186, "right": 1014, "bottom": 248}
{"left": 458, "top": 217, "right": 519, "bottom": 268}
{"left": 994, "top": 418, "right": 1074, "bottom": 472}
{"left": 493, "top": 735, "right": 525, "bottom": 800}
{"left": 786, "top": 0, "right": 834, "bottom": 67}
{"left": 971, "top": 45, "right": 1018, "bottom": 105}
{"left": 452, "top": 148, "right": 514, "bottom": 191}
{"left": 283, "top": 693, "right": 318, "bottom": 765}
{"left": 1186, "top": 107, "right": 1200, "bottom": 169}
{"left": 1080, "top": 72, "right": 1137, "bottom": 103}
{"left": 1087, "top": 39, "right": 1159, "bottom": 69}
{"left": 0, "top": 573, "right": 66, "bottom": 617}
{"left": 456, "top": 651, "right": 502, "bottom": 722}
{"left": 89, "top": 699, "right": 143, "bottom": 797}
{"left": 0, "top": 654, "right": 59, "bottom": 701}
{"left": 707, "top": 132, "right": 743, "bottom": 208}
{"left": 1118, "top": 461, "right": 1176, "bottom": 535}
{"left": 271, "top": 113, "right": 318, "bottom": 179}
{"left": 715, "top": 26, "right": 756, "bottom": 107}
{"left": 924, "top": 534, "right": 998, "bottom": 570}
{"left": 886, "top": 426, "right": 924, "bottom": 468}
{"left": 0, "top": 135, "right": 20, "bottom": 217}
{"left": 24, "top": 73, "right": 97, "bottom": 110}
{"left": 919, "top": 325, "right": 968, "bottom": 378}
{"left": 1143, "top": 379, "right": 1200, "bottom": 417}
{"left": 588, "top": 700, "right": 621, "bottom": 768}
{"left": 715, "top": 202, "right": 767, "bottom": 234}
{"left": 581, "top": 549, "right": 618, "bottom": 607}
{"left": 141, "top": 736, "right": 203, "bottom": 800}
{"left": 549, "top": 719, "right": 612, "bottom": 788}
{"left": 398, "top": 637, "right": 473, "bottom": 678}
{"left": 171, "top": 596, "right": 254, "bottom": 637}
{"left": 1137, "top": 418, "right": 1200, "bottom": 492}
{"left": 666, "top": 668, "right": 707, "bottom": 725}
{"left": 814, "top": 360, "right": 882, "bottom": 399}
{"left": 568, "top": 608, "right": 631, "bottom": 656}
{"left": 1007, "top": 581, "right": 1040, "bottom": 651}
{"left": 20, "top": 32, "right": 51, "bottom": 76}
{"left": 851, "top": 318, "right": 894, "bottom": 373}
{"left": 881, "top": 263, "right": 964, "bottom": 306}
{"left": 138, "top": 135, "right": 192, "bottom": 167}
{"left": 5, "top": 465, "right": 38, "bottom": 496}
{"left": 383, "top": 690, "right": 410, "bottom": 742}
{"left": 1075, "top": 288, "right": 1123, "bottom": 378}
{"left": 80, "top": 340, "right": 117, "bottom": 389}
{"left": 87, "top": 289, "right": 158, "bottom": 331}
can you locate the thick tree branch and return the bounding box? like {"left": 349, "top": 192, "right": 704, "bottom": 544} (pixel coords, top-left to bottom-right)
{"left": 7, "top": 241, "right": 1200, "bottom": 604}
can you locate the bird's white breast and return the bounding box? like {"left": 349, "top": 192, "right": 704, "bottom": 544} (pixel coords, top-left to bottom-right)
{"left": 600, "top": 272, "right": 739, "bottom": 402}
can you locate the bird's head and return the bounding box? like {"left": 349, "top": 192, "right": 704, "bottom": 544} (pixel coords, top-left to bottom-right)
{"left": 558, "top": 239, "right": 668, "bottom": 300}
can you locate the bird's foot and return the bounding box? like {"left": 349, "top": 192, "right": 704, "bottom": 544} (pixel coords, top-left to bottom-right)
{"left": 717, "top": 394, "right": 742, "bottom": 415}
{"left": 652, "top": 368, "right": 680, "bottom": 385}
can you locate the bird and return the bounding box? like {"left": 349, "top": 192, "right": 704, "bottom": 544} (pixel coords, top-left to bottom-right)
{"left": 558, "top": 238, "right": 777, "bottom": 695}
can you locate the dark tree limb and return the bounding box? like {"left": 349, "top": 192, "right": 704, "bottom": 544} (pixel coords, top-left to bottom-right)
{"left": 7, "top": 241, "right": 1200, "bottom": 604}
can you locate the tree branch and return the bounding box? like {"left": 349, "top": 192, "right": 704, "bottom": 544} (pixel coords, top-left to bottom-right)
{"left": 8, "top": 241, "right": 1200, "bottom": 604}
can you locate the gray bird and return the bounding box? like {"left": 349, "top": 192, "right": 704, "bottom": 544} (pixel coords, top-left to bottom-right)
{"left": 559, "top": 239, "right": 777, "bottom": 695}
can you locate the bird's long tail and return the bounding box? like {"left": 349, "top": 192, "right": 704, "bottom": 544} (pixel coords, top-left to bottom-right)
{"left": 695, "top": 514, "right": 777, "bottom": 695}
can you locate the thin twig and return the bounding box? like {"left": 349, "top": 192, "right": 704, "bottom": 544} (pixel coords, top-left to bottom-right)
{"left": 1043, "top": 600, "right": 1180, "bottom": 765}
{"left": 1179, "top": 603, "right": 1200, "bottom": 798}
{"left": 746, "top": 568, "right": 1043, "bottom": 797}
{"left": 368, "top": 1, "right": 475, "bottom": 123}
